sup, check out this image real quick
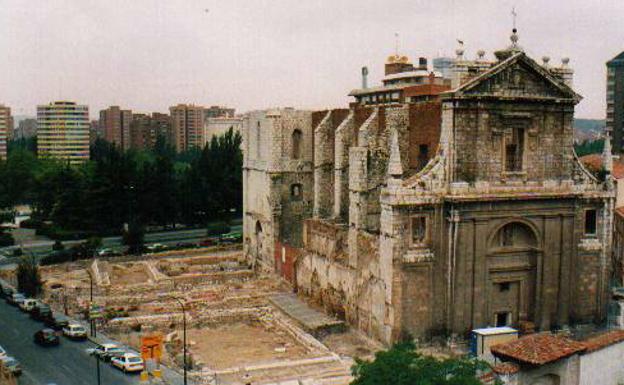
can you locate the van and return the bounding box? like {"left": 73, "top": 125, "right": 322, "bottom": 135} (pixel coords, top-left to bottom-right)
{"left": 19, "top": 298, "right": 39, "bottom": 312}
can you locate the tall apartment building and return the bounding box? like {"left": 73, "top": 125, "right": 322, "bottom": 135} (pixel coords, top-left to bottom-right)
{"left": 16, "top": 118, "right": 37, "bottom": 139}
{"left": 0, "top": 105, "right": 12, "bottom": 160}
{"left": 37, "top": 101, "right": 90, "bottom": 164}
{"left": 204, "top": 105, "right": 235, "bottom": 120}
{"left": 607, "top": 52, "right": 624, "bottom": 153}
{"left": 170, "top": 104, "right": 204, "bottom": 152}
{"left": 99, "top": 106, "right": 132, "bottom": 150}
{"left": 129, "top": 112, "right": 172, "bottom": 150}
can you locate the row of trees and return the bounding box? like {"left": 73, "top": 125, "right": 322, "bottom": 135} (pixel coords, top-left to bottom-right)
{"left": 0, "top": 129, "right": 242, "bottom": 239}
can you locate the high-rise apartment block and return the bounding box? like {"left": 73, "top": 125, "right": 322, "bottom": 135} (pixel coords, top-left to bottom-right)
{"left": 16, "top": 118, "right": 37, "bottom": 139}
{"left": 37, "top": 101, "right": 90, "bottom": 164}
{"left": 0, "top": 105, "right": 13, "bottom": 160}
{"left": 607, "top": 52, "right": 624, "bottom": 152}
{"left": 99, "top": 106, "right": 132, "bottom": 150}
{"left": 204, "top": 105, "right": 235, "bottom": 120}
{"left": 130, "top": 112, "right": 172, "bottom": 150}
{"left": 170, "top": 104, "right": 205, "bottom": 152}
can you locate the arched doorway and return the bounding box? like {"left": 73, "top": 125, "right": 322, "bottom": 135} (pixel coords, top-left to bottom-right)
{"left": 487, "top": 221, "right": 540, "bottom": 327}
{"left": 255, "top": 221, "right": 263, "bottom": 261}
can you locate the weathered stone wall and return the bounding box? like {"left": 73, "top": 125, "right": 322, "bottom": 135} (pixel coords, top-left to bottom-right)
{"left": 243, "top": 109, "right": 315, "bottom": 270}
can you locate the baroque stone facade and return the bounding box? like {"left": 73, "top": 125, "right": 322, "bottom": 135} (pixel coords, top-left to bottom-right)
{"left": 243, "top": 35, "right": 616, "bottom": 345}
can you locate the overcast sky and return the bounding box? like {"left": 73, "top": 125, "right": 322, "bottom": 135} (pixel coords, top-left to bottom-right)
{"left": 0, "top": 0, "right": 622, "bottom": 119}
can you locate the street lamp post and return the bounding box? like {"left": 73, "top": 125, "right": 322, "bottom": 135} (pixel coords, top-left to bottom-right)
{"left": 85, "top": 270, "right": 96, "bottom": 338}
{"left": 173, "top": 297, "right": 188, "bottom": 385}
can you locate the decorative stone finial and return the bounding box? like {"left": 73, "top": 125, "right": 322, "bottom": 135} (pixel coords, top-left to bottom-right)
{"left": 456, "top": 39, "right": 465, "bottom": 59}
{"left": 477, "top": 50, "right": 486, "bottom": 60}
{"left": 542, "top": 56, "right": 550, "bottom": 66}
{"left": 387, "top": 129, "right": 403, "bottom": 178}
{"left": 561, "top": 57, "right": 570, "bottom": 67}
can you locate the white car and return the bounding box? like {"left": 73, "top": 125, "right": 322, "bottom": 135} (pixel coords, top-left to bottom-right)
{"left": 19, "top": 298, "right": 38, "bottom": 312}
{"left": 111, "top": 353, "right": 144, "bottom": 373}
{"left": 62, "top": 323, "right": 87, "bottom": 339}
{"left": 88, "top": 343, "right": 126, "bottom": 361}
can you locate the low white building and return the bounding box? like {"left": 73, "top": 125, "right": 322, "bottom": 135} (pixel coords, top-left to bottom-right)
{"left": 204, "top": 116, "right": 243, "bottom": 146}
{"left": 490, "top": 331, "right": 624, "bottom": 385}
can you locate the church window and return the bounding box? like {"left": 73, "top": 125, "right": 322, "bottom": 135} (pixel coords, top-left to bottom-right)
{"left": 292, "top": 129, "right": 302, "bottom": 159}
{"left": 584, "top": 209, "right": 597, "bottom": 236}
{"left": 505, "top": 126, "right": 524, "bottom": 172}
{"left": 410, "top": 216, "right": 428, "bottom": 245}
{"left": 501, "top": 225, "right": 514, "bottom": 246}
{"left": 418, "top": 144, "right": 429, "bottom": 169}
{"left": 291, "top": 184, "right": 302, "bottom": 201}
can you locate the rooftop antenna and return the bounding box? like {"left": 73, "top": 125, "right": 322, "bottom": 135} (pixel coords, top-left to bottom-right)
{"left": 512, "top": 6, "right": 517, "bottom": 31}
{"left": 395, "top": 32, "right": 399, "bottom": 56}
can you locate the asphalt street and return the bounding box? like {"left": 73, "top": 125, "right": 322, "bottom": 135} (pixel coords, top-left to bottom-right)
{"left": 0, "top": 298, "right": 141, "bottom": 385}
{"left": 0, "top": 225, "right": 242, "bottom": 262}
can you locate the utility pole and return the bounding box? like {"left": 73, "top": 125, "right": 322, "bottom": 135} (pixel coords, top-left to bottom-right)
{"left": 173, "top": 297, "right": 187, "bottom": 385}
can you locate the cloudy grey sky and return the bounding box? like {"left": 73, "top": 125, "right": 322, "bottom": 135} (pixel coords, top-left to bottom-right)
{"left": 0, "top": 0, "right": 622, "bottom": 119}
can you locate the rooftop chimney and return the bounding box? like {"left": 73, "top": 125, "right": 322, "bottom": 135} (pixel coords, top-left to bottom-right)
{"left": 418, "top": 57, "right": 428, "bottom": 71}
{"left": 361, "top": 66, "right": 369, "bottom": 89}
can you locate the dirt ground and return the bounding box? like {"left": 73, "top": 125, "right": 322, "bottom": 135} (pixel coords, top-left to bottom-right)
{"left": 110, "top": 264, "right": 150, "bottom": 285}
{"left": 188, "top": 321, "right": 313, "bottom": 370}
{"left": 320, "top": 330, "right": 380, "bottom": 361}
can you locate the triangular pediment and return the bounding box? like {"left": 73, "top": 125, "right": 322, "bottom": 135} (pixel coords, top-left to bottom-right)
{"left": 451, "top": 53, "right": 581, "bottom": 103}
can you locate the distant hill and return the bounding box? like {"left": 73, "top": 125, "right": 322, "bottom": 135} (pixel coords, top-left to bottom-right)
{"left": 574, "top": 118, "right": 605, "bottom": 142}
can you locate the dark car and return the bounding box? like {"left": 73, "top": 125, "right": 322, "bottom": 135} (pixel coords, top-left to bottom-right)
{"left": 34, "top": 329, "right": 60, "bottom": 346}
{"left": 8, "top": 292, "right": 25, "bottom": 306}
{"left": 45, "top": 313, "right": 70, "bottom": 330}
{"left": 0, "top": 356, "right": 22, "bottom": 376}
{"left": 1, "top": 286, "right": 14, "bottom": 299}
{"left": 31, "top": 303, "right": 53, "bottom": 321}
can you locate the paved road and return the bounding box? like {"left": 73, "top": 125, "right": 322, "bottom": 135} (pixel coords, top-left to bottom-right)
{"left": 0, "top": 225, "right": 242, "bottom": 261}
{"left": 0, "top": 298, "right": 141, "bottom": 385}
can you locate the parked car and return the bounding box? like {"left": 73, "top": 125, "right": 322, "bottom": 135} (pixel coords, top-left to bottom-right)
{"left": 19, "top": 298, "right": 39, "bottom": 312}
{"left": 111, "top": 353, "right": 144, "bottom": 373}
{"left": 97, "top": 248, "right": 115, "bottom": 257}
{"left": 0, "top": 356, "right": 22, "bottom": 376}
{"left": 45, "top": 313, "right": 70, "bottom": 330}
{"left": 199, "top": 238, "right": 216, "bottom": 247}
{"left": 146, "top": 243, "right": 165, "bottom": 252}
{"left": 31, "top": 303, "right": 52, "bottom": 321}
{"left": 8, "top": 292, "right": 25, "bottom": 306}
{"left": 0, "top": 285, "right": 13, "bottom": 299}
{"left": 89, "top": 343, "right": 126, "bottom": 362}
{"left": 34, "top": 329, "right": 60, "bottom": 346}
{"left": 62, "top": 323, "right": 87, "bottom": 340}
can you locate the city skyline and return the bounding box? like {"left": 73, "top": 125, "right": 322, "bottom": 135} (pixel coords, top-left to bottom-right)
{"left": 0, "top": 0, "right": 623, "bottom": 119}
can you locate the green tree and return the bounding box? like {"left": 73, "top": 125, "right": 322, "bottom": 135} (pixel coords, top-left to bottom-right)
{"left": 351, "top": 340, "right": 493, "bottom": 385}
{"left": 16, "top": 255, "right": 42, "bottom": 297}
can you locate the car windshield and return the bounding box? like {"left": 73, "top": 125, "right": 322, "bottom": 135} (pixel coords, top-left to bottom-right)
{"left": 128, "top": 357, "right": 142, "bottom": 363}
{"left": 14, "top": 294, "right": 25, "bottom": 299}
